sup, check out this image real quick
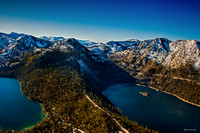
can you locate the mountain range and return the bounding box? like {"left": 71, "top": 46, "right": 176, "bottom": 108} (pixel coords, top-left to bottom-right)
{"left": 0, "top": 32, "right": 132, "bottom": 85}
{"left": 1, "top": 32, "right": 200, "bottom": 71}
{"left": 0, "top": 32, "right": 200, "bottom": 132}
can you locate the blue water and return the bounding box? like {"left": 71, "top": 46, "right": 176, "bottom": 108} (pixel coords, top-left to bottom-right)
{"left": 103, "top": 84, "right": 200, "bottom": 133}
{"left": 0, "top": 78, "right": 45, "bottom": 130}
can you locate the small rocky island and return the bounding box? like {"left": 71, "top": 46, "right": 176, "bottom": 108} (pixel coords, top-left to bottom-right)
{"left": 139, "top": 92, "right": 150, "bottom": 97}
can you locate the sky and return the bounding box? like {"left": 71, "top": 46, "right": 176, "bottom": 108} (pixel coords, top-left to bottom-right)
{"left": 0, "top": 0, "right": 199, "bottom": 42}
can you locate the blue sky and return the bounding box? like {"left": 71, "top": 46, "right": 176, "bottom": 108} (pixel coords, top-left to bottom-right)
{"left": 0, "top": 0, "right": 199, "bottom": 42}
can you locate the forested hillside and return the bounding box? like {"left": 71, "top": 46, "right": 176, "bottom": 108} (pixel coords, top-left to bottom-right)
{"left": 0, "top": 44, "right": 156, "bottom": 132}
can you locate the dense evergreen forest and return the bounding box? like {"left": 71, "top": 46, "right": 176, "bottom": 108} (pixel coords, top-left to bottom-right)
{"left": 140, "top": 60, "right": 200, "bottom": 105}
{"left": 0, "top": 50, "right": 157, "bottom": 133}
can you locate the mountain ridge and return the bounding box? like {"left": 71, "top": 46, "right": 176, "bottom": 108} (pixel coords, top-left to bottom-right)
{"left": 1, "top": 32, "right": 200, "bottom": 70}
{"left": 0, "top": 31, "right": 200, "bottom": 132}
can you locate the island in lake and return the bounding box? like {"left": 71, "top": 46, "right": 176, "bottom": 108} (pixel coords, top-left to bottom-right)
{"left": 139, "top": 92, "right": 150, "bottom": 97}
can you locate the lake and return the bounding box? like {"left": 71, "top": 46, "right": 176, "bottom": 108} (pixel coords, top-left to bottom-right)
{"left": 0, "top": 78, "right": 45, "bottom": 130}
{"left": 103, "top": 84, "right": 200, "bottom": 133}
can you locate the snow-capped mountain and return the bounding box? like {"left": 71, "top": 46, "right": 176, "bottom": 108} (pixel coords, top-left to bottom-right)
{"left": 79, "top": 39, "right": 141, "bottom": 56}
{"left": 108, "top": 38, "right": 200, "bottom": 70}
{"left": 0, "top": 32, "right": 108, "bottom": 69}
{"left": 40, "top": 36, "right": 66, "bottom": 42}
{"left": 105, "top": 40, "right": 140, "bottom": 54}
{"left": 108, "top": 38, "right": 171, "bottom": 68}
{"left": 1, "top": 32, "right": 200, "bottom": 71}
{"left": 0, "top": 32, "right": 25, "bottom": 50}
{"left": 0, "top": 33, "right": 53, "bottom": 67}
{"left": 78, "top": 40, "right": 108, "bottom": 57}
{"left": 127, "top": 38, "right": 171, "bottom": 64}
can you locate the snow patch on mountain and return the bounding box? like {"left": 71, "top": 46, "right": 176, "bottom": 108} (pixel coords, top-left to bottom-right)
{"left": 0, "top": 33, "right": 53, "bottom": 68}
{"left": 105, "top": 40, "right": 140, "bottom": 54}
{"left": 0, "top": 32, "right": 25, "bottom": 50}
{"left": 40, "top": 36, "right": 66, "bottom": 42}
{"left": 77, "top": 59, "right": 88, "bottom": 72}
{"left": 164, "top": 40, "right": 200, "bottom": 69}
{"left": 78, "top": 40, "right": 107, "bottom": 56}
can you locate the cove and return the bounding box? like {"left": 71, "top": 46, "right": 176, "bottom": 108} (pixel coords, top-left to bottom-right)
{"left": 0, "top": 78, "right": 45, "bottom": 130}
{"left": 103, "top": 84, "right": 200, "bottom": 133}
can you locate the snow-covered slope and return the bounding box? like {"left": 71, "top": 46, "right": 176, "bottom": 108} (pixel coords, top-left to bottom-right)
{"left": 0, "top": 33, "right": 53, "bottom": 67}
{"left": 109, "top": 38, "right": 200, "bottom": 70}
{"left": 40, "top": 36, "right": 66, "bottom": 42}
{"left": 105, "top": 40, "right": 140, "bottom": 54}
{"left": 0, "top": 32, "right": 25, "bottom": 50}
{"left": 164, "top": 40, "right": 200, "bottom": 69}
{"left": 0, "top": 32, "right": 109, "bottom": 68}
{"left": 79, "top": 39, "right": 140, "bottom": 57}
{"left": 129, "top": 38, "right": 170, "bottom": 63}
{"left": 78, "top": 40, "right": 108, "bottom": 57}
{"left": 108, "top": 38, "right": 171, "bottom": 69}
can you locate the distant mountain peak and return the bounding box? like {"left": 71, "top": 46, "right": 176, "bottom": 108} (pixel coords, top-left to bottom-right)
{"left": 126, "top": 39, "right": 141, "bottom": 42}
{"left": 40, "top": 36, "right": 66, "bottom": 42}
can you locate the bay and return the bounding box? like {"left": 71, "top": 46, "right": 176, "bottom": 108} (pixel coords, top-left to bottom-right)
{"left": 103, "top": 84, "right": 200, "bottom": 133}
{"left": 0, "top": 78, "right": 45, "bottom": 130}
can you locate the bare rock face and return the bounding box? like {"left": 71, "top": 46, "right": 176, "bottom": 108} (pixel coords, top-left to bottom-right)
{"left": 107, "top": 38, "right": 171, "bottom": 69}
{"left": 128, "top": 38, "right": 170, "bottom": 64}
{"left": 164, "top": 40, "right": 200, "bottom": 69}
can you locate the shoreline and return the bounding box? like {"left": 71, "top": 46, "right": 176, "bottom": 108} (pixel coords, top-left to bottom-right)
{"left": 0, "top": 77, "right": 47, "bottom": 131}
{"left": 18, "top": 80, "right": 48, "bottom": 131}
{"left": 136, "top": 84, "right": 146, "bottom": 87}
{"left": 162, "top": 90, "right": 200, "bottom": 108}
{"left": 138, "top": 83, "right": 200, "bottom": 108}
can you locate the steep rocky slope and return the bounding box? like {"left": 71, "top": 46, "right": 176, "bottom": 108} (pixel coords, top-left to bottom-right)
{"left": 108, "top": 38, "right": 171, "bottom": 70}
{"left": 80, "top": 38, "right": 200, "bottom": 71}
{"left": 164, "top": 40, "right": 200, "bottom": 69}
{"left": 0, "top": 33, "right": 53, "bottom": 68}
